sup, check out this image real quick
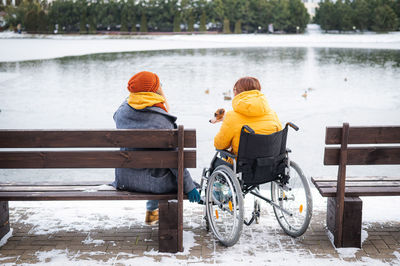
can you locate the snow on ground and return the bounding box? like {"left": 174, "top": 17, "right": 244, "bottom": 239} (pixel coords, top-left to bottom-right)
{"left": 1, "top": 25, "right": 400, "bottom": 62}
{"left": 5, "top": 189, "right": 397, "bottom": 237}
{"left": 2, "top": 192, "right": 399, "bottom": 265}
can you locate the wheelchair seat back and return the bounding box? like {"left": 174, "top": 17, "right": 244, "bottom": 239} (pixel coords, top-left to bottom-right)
{"left": 237, "top": 125, "right": 288, "bottom": 185}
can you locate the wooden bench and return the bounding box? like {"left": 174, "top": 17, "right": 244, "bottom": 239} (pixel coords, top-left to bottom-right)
{"left": 312, "top": 123, "right": 400, "bottom": 248}
{"left": 0, "top": 126, "right": 196, "bottom": 253}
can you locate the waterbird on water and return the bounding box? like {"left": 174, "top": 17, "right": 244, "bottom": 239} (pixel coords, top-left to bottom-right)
{"left": 223, "top": 90, "right": 232, "bottom": 101}
{"left": 302, "top": 90, "right": 308, "bottom": 99}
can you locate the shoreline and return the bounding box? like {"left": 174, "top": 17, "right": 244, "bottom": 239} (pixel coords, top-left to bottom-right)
{"left": 1, "top": 31, "right": 400, "bottom": 63}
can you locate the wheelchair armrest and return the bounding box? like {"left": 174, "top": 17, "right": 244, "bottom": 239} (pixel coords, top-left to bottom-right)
{"left": 216, "top": 149, "right": 237, "bottom": 160}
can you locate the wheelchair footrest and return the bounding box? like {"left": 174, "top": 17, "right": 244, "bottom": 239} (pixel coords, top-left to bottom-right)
{"left": 244, "top": 210, "right": 260, "bottom": 226}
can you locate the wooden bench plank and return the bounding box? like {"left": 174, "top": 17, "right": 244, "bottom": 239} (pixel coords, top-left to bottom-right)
{"left": 318, "top": 186, "right": 400, "bottom": 197}
{"left": 326, "top": 126, "right": 400, "bottom": 144}
{"left": 0, "top": 129, "right": 196, "bottom": 148}
{"left": 313, "top": 181, "right": 400, "bottom": 188}
{"left": 0, "top": 150, "right": 196, "bottom": 168}
{"left": 324, "top": 147, "right": 400, "bottom": 165}
{"left": 0, "top": 185, "right": 117, "bottom": 192}
{"left": 312, "top": 176, "right": 400, "bottom": 182}
{"left": 0, "top": 191, "right": 180, "bottom": 201}
{"left": 0, "top": 182, "right": 110, "bottom": 186}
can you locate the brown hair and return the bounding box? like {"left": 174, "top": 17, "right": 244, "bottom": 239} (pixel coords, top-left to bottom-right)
{"left": 233, "top": 77, "right": 261, "bottom": 94}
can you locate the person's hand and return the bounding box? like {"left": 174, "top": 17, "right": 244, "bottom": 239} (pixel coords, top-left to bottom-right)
{"left": 187, "top": 188, "right": 200, "bottom": 203}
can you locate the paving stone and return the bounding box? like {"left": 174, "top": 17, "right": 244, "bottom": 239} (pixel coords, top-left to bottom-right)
{"left": 366, "top": 234, "right": 382, "bottom": 240}
{"left": 376, "top": 248, "right": 395, "bottom": 254}
{"left": 55, "top": 243, "right": 70, "bottom": 249}
{"left": 14, "top": 245, "right": 36, "bottom": 250}
{"left": 189, "top": 249, "right": 202, "bottom": 257}
{"left": 0, "top": 256, "right": 18, "bottom": 264}
{"left": 31, "top": 240, "right": 58, "bottom": 246}
{"left": 90, "top": 246, "right": 108, "bottom": 252}
{"left": 388, "top": 244, "right": 400, "bottom": 250}
{"left": 368, "top": 231, "right": 391, "bottom": 236}
{"left": 0, "top": 249, "right": 22, "bottom": 256}
{"left": 362, "top": 244, "right": 379, "bottom": 255}
{"left": 67, "top": 245, "right": 93, "bottom": 251}
{"left": 201, "top": 244, "right": 214, "bottom": 257}
{"left": 354, "top": 250, "right": 368, "bottom": 259}
{"left": 382, "top": 235, "right": 398, "bottom": 245}
{"left": 391, "top": 232, "right": 400, "bottom": 240}
{"left": 0, "top": 243, "right": 17, "bottom": 250}
{"left": 371, "top": 239, "right": 389, "bottom": 249}
{"left": 307, "top": 246, "right": 325, "bottom": 254}
{"left": 17, "top": 252, "right": 41, "bottom": 264}
{"left": 39, "top": 246, "right": 58, "bottom": 252}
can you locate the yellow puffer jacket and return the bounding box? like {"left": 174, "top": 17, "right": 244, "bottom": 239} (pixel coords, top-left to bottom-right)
{"left": 214, "top": 90, "right": 282, "bottom": 155}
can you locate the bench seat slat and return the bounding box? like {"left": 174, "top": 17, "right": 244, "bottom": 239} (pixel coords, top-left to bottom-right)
{"left": 318, "top": 186, "right": 400, "bottom": 197}
{"left": 0, "top": 182, "right": 109, "bottom": 186}
{"left": 311, "top": 176, "right": 400, "bottom": 182}
{"left": 0, "top": 191, "right": 180, "bottom": 201}
{"left": 0, "top": 150, "right": 196, "bottom": 168}
{"left": 0, "top": 185, "right": 117, "bottom": 192}
{"left": 313, "top": 181, "right": 400, "bottom": 187}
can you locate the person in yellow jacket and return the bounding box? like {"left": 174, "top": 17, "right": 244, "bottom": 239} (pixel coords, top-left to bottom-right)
{"left": 214, "top": 77, "right": 282, "bottom": 155}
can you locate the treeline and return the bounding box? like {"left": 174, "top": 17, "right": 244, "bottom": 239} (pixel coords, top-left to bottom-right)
{"left": 3, "top": 0, "right": 309, "bottom": 34}
{"left": 314, "top": 0, "right": 400, "bottom": 32}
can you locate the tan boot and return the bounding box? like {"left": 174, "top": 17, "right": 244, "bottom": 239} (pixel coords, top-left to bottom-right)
{"left": 145, "top": 209, "right": 159, "bottom": 225}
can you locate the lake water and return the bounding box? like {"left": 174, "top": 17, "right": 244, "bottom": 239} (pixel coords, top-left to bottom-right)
{"left": 0, "top": 47, "right": 399, "bottom": 182}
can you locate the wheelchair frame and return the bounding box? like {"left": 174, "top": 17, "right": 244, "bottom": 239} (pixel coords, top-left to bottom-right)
{"left": 198, "top": 123, "right": 313, "bottom": 247}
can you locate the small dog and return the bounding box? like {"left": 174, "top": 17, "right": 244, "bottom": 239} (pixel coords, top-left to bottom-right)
{"left": 209, "top": 108, "right": 225, "bottom": 124}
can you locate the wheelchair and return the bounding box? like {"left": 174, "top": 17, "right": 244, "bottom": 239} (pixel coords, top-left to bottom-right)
{"left": 198, "top": 123, "right": 313, "bottom": 247}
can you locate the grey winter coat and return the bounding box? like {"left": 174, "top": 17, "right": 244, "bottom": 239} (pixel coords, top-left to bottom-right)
{"left": 112, "top": 101, "right": 196, "bottom": 194}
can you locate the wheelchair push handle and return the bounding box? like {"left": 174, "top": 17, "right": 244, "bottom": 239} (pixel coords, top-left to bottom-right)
{"left": 286, "top": 122, "right": 299, "bottom": 131}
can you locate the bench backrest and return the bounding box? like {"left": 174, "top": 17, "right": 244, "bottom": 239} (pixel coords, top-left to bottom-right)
{"left": 0, "top": 127, "right": 196, "bottom": 169}
{"left": 324, "top": 124, "right": 400, "bottom": 166}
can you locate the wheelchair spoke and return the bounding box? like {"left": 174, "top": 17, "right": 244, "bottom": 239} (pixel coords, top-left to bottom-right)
{"left": 205, "top": 165, "right": 243, "bottom": 247}
{"left": 271, "top": 160, "right": 313, "bottom": 237}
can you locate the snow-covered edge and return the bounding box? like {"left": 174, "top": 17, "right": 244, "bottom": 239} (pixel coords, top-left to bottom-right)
{"left": 0, "top": 228, "right": 13, "bottom": 247}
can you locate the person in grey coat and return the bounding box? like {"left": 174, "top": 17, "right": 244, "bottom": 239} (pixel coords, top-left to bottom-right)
{"left": 112, "top": 71, "right": 200, "bottom": 225}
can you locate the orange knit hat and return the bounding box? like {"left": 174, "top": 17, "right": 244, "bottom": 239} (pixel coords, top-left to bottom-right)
{"left": 127, "top": 71, "right": 160, "bottom": 93}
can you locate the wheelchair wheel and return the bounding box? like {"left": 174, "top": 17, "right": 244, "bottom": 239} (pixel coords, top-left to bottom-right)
{"left": 205, "top": 165, "right": 244, "bottom": 247}
{"left": 271, "top": 160, "right": 313, "bottom": 237}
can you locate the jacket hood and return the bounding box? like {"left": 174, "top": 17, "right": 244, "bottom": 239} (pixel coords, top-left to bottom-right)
{"left": 232, "top": 90, "right": 271, "bottom": 117}
{"left": 127, "top": 92, "right": 168, "bottom": 112}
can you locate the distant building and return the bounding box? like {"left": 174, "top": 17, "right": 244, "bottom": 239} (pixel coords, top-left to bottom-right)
{"left": 2, "top": 0, "right": 16, "bottom": 6}
{"left": 302, "top": 0, "right": 321, "bottom": 18}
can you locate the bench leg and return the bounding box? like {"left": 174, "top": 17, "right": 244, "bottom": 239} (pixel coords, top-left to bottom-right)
{"left": 159, "top": 200, "right": 180, "bottom": 253}
{"left": 0, "top": 201, "right": 10, "bottom": 240}
{"left": 327, "top": 197, "right": 362, "bottom": 248}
